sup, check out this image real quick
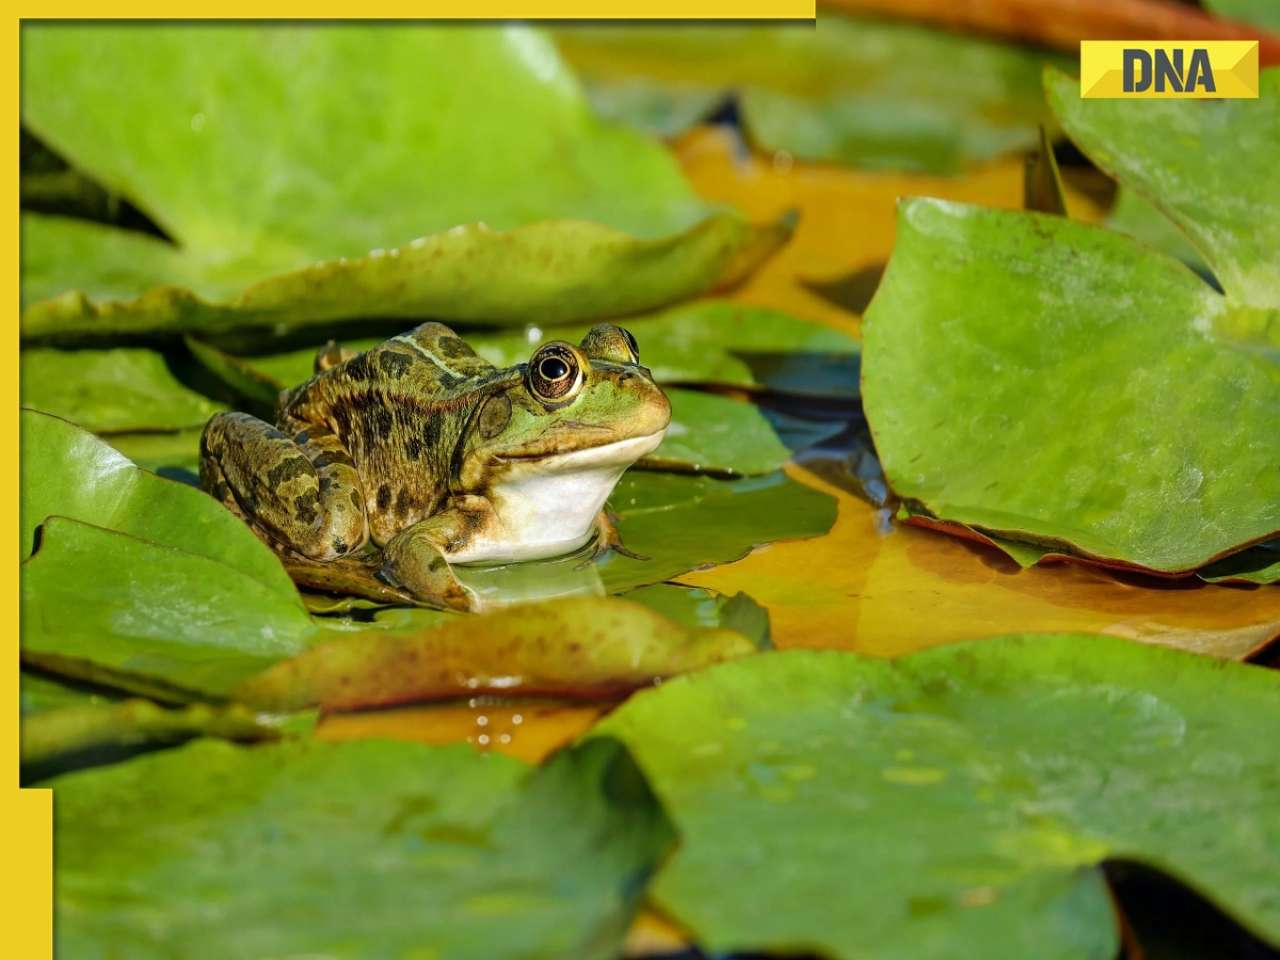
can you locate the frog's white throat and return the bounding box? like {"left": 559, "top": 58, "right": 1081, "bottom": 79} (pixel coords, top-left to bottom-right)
{"left": 450, "top": 429, "right": 667, "bottom": 565}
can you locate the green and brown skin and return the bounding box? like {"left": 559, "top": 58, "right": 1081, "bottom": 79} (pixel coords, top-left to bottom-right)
{"left": 200, "top": 321, "right": 670, "bottom": 611}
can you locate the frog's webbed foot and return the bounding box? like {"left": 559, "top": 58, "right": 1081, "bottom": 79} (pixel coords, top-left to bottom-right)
{"left": 593, "top": 508, "right": 648, "bottom": 562}
{"left": 379, "top": 520, "right": 476, "bottom": 613}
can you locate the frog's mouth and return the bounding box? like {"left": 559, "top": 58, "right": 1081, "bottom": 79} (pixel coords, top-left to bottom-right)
{"left": 494, "top": 428, "right": 666, "bottom": 471}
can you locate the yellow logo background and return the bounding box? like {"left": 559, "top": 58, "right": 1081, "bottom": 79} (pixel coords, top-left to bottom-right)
{"left": 1080, "top": 40, "right": 1259, "bottom": 99}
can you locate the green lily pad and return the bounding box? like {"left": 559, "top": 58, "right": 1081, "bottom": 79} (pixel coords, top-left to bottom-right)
{"left": 595, "top": 634, "right": 1280, "bottom": 959}
{"left": 1047, "top": 68, "right": 1280, "bottom": 313}
{"left": 21, "top": 670, "right": 117, "bottom": 715}
{"left": 601, "top": 470, "right": 837, "bottom": 593}
{"left": 650, "top": 389, "right": 790, "bottom": 476}
{"left": 22, "top": 699, "right": 285, "bottom": 772}
{"left": 556, "top": 17, "right": 1068, "bottom": 173}
{"left": 623, "top": 584, "right": 771, "bottom": 649}
{"left": 52, "top": 736, "right": 672, "bottom": 960}
{"left": 103, "top": 428, "right": 203, "bottom": 475}
{"left": 21, "top": 24, "right": 784, "bottom": 340}
{"left": 863, "top": 198, "right": 1279, "bottom": 573}
{"left": 22, "top": 517, "right": 321, "bottom": 700}
{"left": 235, "top": 595, "right": 761, "bottom": 713}
{"left": 20, "top": 408, "right": 296, "bottom": 601}
{"left": 21, "top": 347, "right": 224, "bottom": 432}
{"left": 1107, "top": 188, "right": 1210, "bottom": 280}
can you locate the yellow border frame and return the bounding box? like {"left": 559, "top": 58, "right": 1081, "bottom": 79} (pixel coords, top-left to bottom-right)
{"left": 5, "top": 6, "right": 814, "bottom": 955}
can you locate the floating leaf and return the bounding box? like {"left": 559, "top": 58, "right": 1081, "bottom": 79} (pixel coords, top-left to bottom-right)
{"left": 22, "top": 699, "right": 283, "bottom": 772}
{"left": 22, "top": 517, "right": 320, "bottom": 699}
{"left": 649, "top": 389, "right": 791, "bottom": 476}
{"left": 1106, "top": 188, "right": 1210, "bottom": 280}
{"left": 21, "top": 347, "right": 223, "bottom": 432}
{"left": 19, "top": 408, "right": 297, "bottom": 601}
{"left": 52, "top": 736, "right": 672, "bottom": 960}
{"left": 21, "top": 670, "right": 116, "bottom": 715}
{"left": 1047, "top": 67, "right": 1280, "bottom": 313}
{"left": 596, "top": 634, "right": 1280, "bottom": 959}
{"left": 557, "top": 17, "right": 1068, "bottom": 173}
{"left": 683, "top": 466, "right": 1280, "bottom": 661}
{"left": 236, "top": 595, "right": 760, "bottom": 713}
{"left": 863, "top": 197, "right": 1279, "bottom": 574}
{"left": 602, "top": 470, "right": 838, "bottom": 593}
{"left": 21, "top": 25, "right": 784, "bottom": 340}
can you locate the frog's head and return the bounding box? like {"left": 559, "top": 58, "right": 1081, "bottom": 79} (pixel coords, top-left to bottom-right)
{"left": 459, "top": 324, "right": 670, "bottom": 489}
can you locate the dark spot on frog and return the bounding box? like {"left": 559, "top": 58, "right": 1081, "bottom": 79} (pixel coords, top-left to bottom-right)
{"left": 294, "top": 431, "right": 309, "bottom": 445}
{"left": 436, "top": 336, "right": 476, "bottom": 359}
{"left": 344, "top": 355, "right": 373, "bottom": 381}
{"left": 437, "top": 372, "right": 462, "bottom": 390}
{"left": 377, "top": 484, "right": 392, "bottom": 511}
{"left": 293, "top": 491, "right": 319, "bottom": 525}
{"left": 267, "top": 456, "right": 310, "bottom": 488}
{"left": 349, "top": 489, "right": 362, "bottom": 511}
{"left": 405, "top": 436, "right": 422, "bottom": 461}
{"left": 331, "top": 537, "right": 347, "bottom": 554}
{"left": 369, "top": 406, "right": 394, "bottom": 439}
{"left": 394, "top": 488, "right": 418, "bottom": 514}
{"left": 378, "top": 351, "right": 416, "bottom": 379}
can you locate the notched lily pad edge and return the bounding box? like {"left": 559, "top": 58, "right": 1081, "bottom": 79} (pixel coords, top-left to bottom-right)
{"left": 898, "top": 501, "right": 1280, "bottom": 586}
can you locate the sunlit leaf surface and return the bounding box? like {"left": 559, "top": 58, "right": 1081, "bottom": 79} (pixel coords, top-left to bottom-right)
{"left": 19, "top": 408, "right": 297, "bottom": 602}
{"left": 21, "top": 25, "right": 784, "bottom": 339}
{"left": 597, "top": 635, "right": 1280, "bottom": 958}
{"left": 863, "top": 71, "right": 1280, "bottom": 574}
{"left": 52, "top": 737, "right": 672, "bottom": 959}
{"left": 21, "top": 347, "right": 224, "bottom": 432}
{"left": 237, "top": 595, "right": 761, "bottom": 712}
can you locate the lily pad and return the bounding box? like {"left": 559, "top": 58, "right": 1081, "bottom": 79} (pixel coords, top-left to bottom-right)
{"left": 22, "top": 699, "right": 284, "bottom": 771}
{"left": 595, "top": 634, "right": 1280, "bottom": 958}
{"left": 21, "top": 347, "right": 224, "bottom": 432}
{"left": 863, "top": 197, "right": 1279, "bottom": 574}
{"left": 21, "top": 24, "right": 784, "bottom": 340}
{"left": 52, "top": 736, "right": 672, "bottom": 959}
{"left": 22, "top": 517, "right": 320, "bottom": 700}
{"left": 1046, "top": 68, "right": 1280, "bottom": 313}
{"left": 235, "top": 595, "right": 761, "bottom": 713}
{"left": 556, "top": 17, "right": 1068, "bottom": 173}
{"left": 20, "top": 408, "right": 297, "bottom": 601}
{"left": 601, "top": 470, "right": 838, "bottom": 593}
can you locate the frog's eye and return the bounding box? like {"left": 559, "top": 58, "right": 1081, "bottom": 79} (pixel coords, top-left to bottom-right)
{"left": 527, "top": 342, "right": 584, "bottom": 406}
{"left": 579, "top": 323, "right": 639, "bottom": 364}
{"left": 620, "top": 328, "right": 639, "bottom": 363}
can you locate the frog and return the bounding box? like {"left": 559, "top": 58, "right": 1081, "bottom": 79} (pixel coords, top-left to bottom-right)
{"left": 199, "top": 321, "right": 670, "bottom": 611}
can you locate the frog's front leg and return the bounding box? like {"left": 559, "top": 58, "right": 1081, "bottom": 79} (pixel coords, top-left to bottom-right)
{"left": 378, "top": 497, "right": 492, "bottom": 612}
{"left": 199, "top": 412, "right": 368, "bottom": 560}
{"left": 592, "top": 508, "right": 647, "bottom": 561}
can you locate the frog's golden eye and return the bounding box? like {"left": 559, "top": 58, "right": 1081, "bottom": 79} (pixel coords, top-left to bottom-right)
{"left": 579, "top": 323, "right": 639, "bottom": 364}
{"left": 527, "top": 342, "right": 584, "bottom": 406}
